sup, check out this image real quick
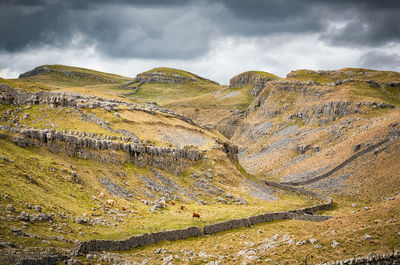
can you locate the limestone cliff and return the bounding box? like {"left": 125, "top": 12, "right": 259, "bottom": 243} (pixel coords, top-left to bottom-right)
{"left": 229, "top": 71, "right": 279, "bottom": 96}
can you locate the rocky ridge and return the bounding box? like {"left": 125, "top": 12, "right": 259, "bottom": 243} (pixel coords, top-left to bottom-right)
{"left": 18, "top": 65, "right": 117, "bottom": 83}
{"left": 137, "top": 71, "right": 196, "bottom": 84}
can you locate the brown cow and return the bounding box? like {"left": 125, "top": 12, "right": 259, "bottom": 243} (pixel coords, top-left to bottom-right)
{"left": 180, "top": 205, "right": 185, "bottom": 211}
{"left": 170, "top": 200, "right": 176, "bottom": 205}
{"left": 192, "top": 212, "right": 200, "bottom": 218}
{"left": 106, "top": 199, "right": 115, "bottom": 206}
{"left": 120, "top": 205, "right": 127, "bottom": 211}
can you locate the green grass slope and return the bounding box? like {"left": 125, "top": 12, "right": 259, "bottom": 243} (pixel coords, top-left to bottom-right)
{"left": 128, "top": 67, "right": 221, "bottom": 105}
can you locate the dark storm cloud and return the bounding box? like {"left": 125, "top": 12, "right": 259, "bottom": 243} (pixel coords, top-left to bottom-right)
{"left": 318, "top": 0, "right": 400, "bottom": 47}
{"left": 0, "top": 0, "right": 221, "bottom": 59}
{"left": 0, "top": 0, "right": 399, "bottom": 59}
{"left": 218, "top": 0, "right": 400, "bottom": 45}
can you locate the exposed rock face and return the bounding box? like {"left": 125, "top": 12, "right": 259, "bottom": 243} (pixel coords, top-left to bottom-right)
{"left": 18, "top": 66, "right": 51, "bottom": 78}
{"left": 311, "top": 101, "right": 354, "bottom": 121}
{"left": 18, "top": 65, "right": 116, "bottom": 83}
{"left": 330, "top": 78, "right": 354, "bottom": 86}
{"left": 217, "top": 140, "right": 239, "bottom": 161}
{"left": 153, "top": 170, "right": 197, "bottom": 201}
{"left": 229, "top": 71, "right": 279, "bottom": 96}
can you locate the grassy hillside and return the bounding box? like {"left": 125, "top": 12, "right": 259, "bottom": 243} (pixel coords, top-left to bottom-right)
{"left": 18, "top": 64, "right": 133, "bottom": 88}
{"left": 0, "top": 138, "right": 317, "bottom": 246}
{"left": 1, "top": 65, "right": 400, "bottom": 264}
{"left": 0, "top": 68, "right": 323, "bottom": 263}
{"left": 131, "top": 81, "right": 221, "bottom": 105}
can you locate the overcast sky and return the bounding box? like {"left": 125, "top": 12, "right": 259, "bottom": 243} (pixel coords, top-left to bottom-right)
{"left": 0, "top": 0, "right": 399, "bottom": 84}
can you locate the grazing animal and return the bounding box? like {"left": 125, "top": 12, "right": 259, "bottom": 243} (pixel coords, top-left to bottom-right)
{"left": 192, "top": 212, "right": 200, "bottom": 218}
{"left": 106, "top": 199, "right": 115, "bottom": 206}
{"left": 180, "top": 205, "right": 185, "bottom": 211}
{"left": 99, "top": 192, "right": 105, "bottom": 198}
{"left": 120, "top": 205, "right": 127, "bottom": 211}
{"left": 170, "top": 200, "right": 176, "bottom": 205}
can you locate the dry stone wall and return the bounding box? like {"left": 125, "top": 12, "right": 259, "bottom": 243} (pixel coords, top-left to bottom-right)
{"left": 318, "top": 250, "right": 400, "bottom": 265}
{"left": 74, "top": 226, "right": 202, "bottom": 255}
{"left": 16, "top": 254, "right": 70, "bottom": 265}
{"left": 281, "top": 127, "right": 400, "bottom": 186}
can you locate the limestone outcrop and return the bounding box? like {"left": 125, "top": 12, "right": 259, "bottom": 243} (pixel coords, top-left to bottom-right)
{"left": 0, "top": 84, "right": 200, "bottom": 128}
{"left": 288, "top": 101, "right": 395, "bottom": 125}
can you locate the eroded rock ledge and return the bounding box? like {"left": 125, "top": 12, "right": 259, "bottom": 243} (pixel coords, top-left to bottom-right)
{"left": 0, "top": 125, "right": 203, "bottom": 172}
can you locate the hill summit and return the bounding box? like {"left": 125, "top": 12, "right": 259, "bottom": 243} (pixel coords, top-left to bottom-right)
{"left": 136, "top": 67, "right": 218, "bottom": 85}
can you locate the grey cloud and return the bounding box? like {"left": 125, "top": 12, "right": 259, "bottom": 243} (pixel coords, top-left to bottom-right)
{"left": 359, "top": 51, "right": 400, "bottom": 71}
{"left": 0, "top": 0, "right": 400, "bottom": 60}
{"left": 77, "top": 4, "right": 220, "bottom": 59}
